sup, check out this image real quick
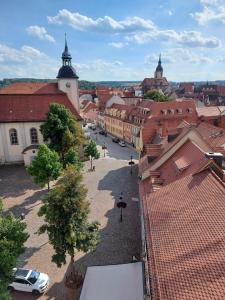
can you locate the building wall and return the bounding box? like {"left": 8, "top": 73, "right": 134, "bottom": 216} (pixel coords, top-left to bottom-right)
{"left": 97, "top": 113, "right": 105, "bottom": 129}
{"left": 83, "top": 109, "right": 98, "bottom": 124}
{"left": 131, "top": 124, "right": 141, "bottom": 149}
{"left": 0, "top": 122, "right": 43, "bottom": 164}
{"left": 105, "top": 115, "right": 124, "bottom": 139}
{"left": 123, "top": 122, "right": 132, "bottom": 143}
{"left": 58, "top": 78, "right": 80, "bottom": 112}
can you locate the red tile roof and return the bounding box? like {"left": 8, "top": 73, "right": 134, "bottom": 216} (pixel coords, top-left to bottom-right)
{"left": 0, "top": 82, "right": 63, "bottom": 94}
{"left": 196, "top": 106, "right": 225, "bottom": 118}
{"left": 82, "top": 102, "right": 97, "bottom": 114}
{"left": 196, "top": 122, "right": 225, "bottom": 148}
{"left": 144, "top": 168, "right": 225, "bottom": 299}
{"left": 0, "top": 94, "right": 81, "bottom": 122}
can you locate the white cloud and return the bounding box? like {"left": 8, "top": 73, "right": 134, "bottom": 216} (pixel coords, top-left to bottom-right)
{"left": 0, "top": 43, "right": 130, "bottom": 81}
{"left": 168, "top": 10, "right": 173, "bottom": 16}
{"left": 0, "top": 44, "right": 58, "bottom": 78}
{"left": 200, "top": 0, "right": 218, "bottom": 5}
{"left": 145, "top": 48, "right": 214, "bottom": 65}
{"left": 0, "top": 44, "right": 45, "bottom": 64}
{"left": 127, "top": 30, "right": 220, "bottom": 48}
{"left": 108, "top": 42, "right": 126, "bottom": 48}
{"left": 48, "top": 9, "right": 220, "bottom": 48}
{"left": 48, "top": 10, "right": 155, "bottom": 33}
{"left": 26, "top": 26, "right": 55, "bottom": 43}
{"left": 191, "top": 0, "right": 225, "bottom": 25}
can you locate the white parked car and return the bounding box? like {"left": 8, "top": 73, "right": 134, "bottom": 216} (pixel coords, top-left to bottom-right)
{"left": 119, "top": 141, "right": 126, "bottom": 147}
{"left": 8, "top": 268, "right": 49, "bottom": 295}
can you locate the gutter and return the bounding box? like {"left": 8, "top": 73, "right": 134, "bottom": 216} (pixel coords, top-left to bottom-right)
{"left": 139, "top": 187, "right": 151, "bottom": 299}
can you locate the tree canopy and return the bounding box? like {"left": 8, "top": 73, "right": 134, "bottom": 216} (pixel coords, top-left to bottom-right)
{"left": 84, "top": 140, "right": 100, "bottom": 169}
{"left": 63, "top": 148, "right": 83, "bottom": 171}
{"left": 144, "top": 89, "right": 169, "bottom": 102}
{"left": 40, "top": 103, "right": 84, "bottom": 160}
{"left": 27, "top": 144, "right": 61, "bottom": 190}
{"left": 0, "top": 199, "right": 29, "bottom": 300}
{"left": 38, "top": 165, "right": 100, "bottom": 267}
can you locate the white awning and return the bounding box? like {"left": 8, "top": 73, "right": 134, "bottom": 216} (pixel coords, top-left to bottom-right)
{"left": 79, "top": 262, "right": 144, "bottom": 300}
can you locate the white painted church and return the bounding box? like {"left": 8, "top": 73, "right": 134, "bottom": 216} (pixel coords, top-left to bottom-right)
{"left": 0, "top": 38, "right": 81, "bottom": 165}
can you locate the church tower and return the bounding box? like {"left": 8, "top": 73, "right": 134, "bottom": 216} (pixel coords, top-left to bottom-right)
{"left": 57, "top": 35, "right": 80, "bottom": 112}
{"left": 154, "top": 54, "right": 163, "bottom": 79}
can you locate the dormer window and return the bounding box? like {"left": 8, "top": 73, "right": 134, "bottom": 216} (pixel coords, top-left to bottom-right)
{"left": 176, "top": 108, "right": 182, "bottom": 114}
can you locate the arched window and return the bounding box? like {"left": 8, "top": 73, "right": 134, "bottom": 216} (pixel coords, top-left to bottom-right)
{"left": 9, "top": 128, "right": 18, "bottom": 145}
{"left": 30, "top": 128, "right": 39, "bottom": 144}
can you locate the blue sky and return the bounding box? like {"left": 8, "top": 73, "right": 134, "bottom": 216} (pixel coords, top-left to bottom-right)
{"left": 1, "top": 0, "right": 225, "bottom": 81}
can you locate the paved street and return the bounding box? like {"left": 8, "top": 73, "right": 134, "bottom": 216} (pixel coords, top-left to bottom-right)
{"left": 0, "top": 129, "right": 141, "bottom": 300}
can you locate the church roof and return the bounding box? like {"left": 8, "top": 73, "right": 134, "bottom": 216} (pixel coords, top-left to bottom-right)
{"left": 0, "top": 82, "right": 63, "bottom": 94}
{"left": 57, "top": 65, "right": 79, "bottom": 79}
{"left": 141, "top": 77, "right": 168, "bottom": 87}
{"left": 0, "top": 93, "right": 82, "bottom": 122}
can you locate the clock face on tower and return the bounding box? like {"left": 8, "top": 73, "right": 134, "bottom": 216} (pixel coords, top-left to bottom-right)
{"left": 66, "top": 82, "right": 71, "bottom": 88}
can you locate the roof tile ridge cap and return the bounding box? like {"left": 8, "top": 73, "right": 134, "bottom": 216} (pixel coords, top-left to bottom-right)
{"left": 145, "top": 195, "right": 162, "bottom": 299}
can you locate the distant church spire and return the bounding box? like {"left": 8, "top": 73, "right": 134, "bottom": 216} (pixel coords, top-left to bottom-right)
{"left": 154, "top": 53, "right": 163, "bottom": 79}
{"left": 159, "top": 53, "right": 161, "bottom": 65}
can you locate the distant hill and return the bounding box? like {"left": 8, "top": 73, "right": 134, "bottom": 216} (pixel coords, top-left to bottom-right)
{"left": 1, "top": 78, "right": 225, "bottom": 90}
{"left": 0, "top": 78, "right": 140, "bottom": 90}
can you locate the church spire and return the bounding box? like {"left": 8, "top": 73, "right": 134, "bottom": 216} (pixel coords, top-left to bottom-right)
{"left": 65, "top": 33, "right": 68, "bottom": 52}
{"left": 57, "top": 35, "right": 78, "bottom": 79}
{"left": 158, "top": 53, "right": 161, "bottom": 65}
{"left": 62, "top": 33, "right": 72, "bottom": 66}
{"left": 155, "top": 53, "right": 163, "bottom": 79}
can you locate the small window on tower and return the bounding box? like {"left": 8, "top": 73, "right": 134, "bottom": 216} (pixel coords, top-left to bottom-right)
{"left": 66, "top": 82, "right": 71, "bottom": 88}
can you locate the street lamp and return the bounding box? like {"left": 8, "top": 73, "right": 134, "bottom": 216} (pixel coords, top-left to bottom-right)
{"left": 117, "top": 192, "right": 127, "bottom": 222}
{"left": 128, "top": 155, "right": 135, "bottom": 174}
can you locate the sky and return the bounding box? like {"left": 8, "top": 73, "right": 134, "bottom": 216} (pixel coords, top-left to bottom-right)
{"left": 1, "top": 0, "right": 225, "bottom": 82}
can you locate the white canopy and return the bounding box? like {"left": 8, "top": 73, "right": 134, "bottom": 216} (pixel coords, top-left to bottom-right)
{"left": 79, "top": 262, "right": 144, "bottom": 300}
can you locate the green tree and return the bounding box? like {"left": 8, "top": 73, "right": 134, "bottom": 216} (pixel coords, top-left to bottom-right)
{"left": 84, "top": 140, "right": 100, "bottom": 170}
{"left": 27, "top": 144, "right": 61, "bottom": 190}
{"left": 144, "top": 89, "right": 169, "bottom": 102}
{"left": 40, "top": 103, "right": 84, "bottom": 161}
{"left": 63, "top": 148, "right": 83, "bottom": 171}
{"left": 0, "top": 199, "right": 29, "bottom": 299}
{"left": 38, "top": 165, "right": 100, "bottom": 267}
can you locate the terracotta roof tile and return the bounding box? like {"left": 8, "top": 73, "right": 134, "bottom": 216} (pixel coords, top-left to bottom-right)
{"left": 0, "top": 94, "right": 81, "bottom": 122}
{"left": 0, "top": 82, "right": 63, "bottom": 94}
{"left": 196, "top": 106, "right": 225, "bottom": 118}
{"left": 196, "top": 122, "right": 225, "bottom": 148}
{"left": 144, "top": 169, "right": 225, "bottom": 299}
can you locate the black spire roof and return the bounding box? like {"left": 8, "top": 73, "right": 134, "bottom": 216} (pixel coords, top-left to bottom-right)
{"left": 57, "top": 34, "right": 79, "bottom": 79}
{"left": 156, "top": 54, "right": 163, "bottom": 73}
{"left": 62, "top": 34, "right": 72, "bottom": 60}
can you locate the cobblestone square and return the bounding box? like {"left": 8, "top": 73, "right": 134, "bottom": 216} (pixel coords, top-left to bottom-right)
{"left": 0, "top": 133, "right": 141, "bottom": 300}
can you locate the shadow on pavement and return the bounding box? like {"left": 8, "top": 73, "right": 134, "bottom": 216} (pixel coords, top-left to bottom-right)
{"left": 0, "top": 165, "right": 39, "bottom": 198}
{"left": 4, "top": 189, "right": 46, "bottom": 218}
